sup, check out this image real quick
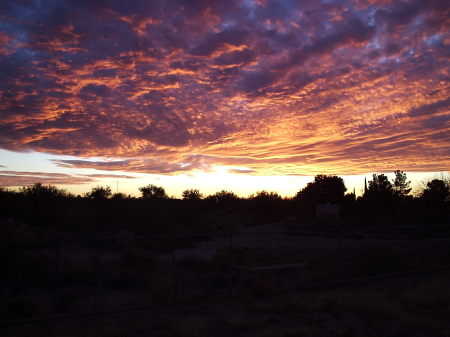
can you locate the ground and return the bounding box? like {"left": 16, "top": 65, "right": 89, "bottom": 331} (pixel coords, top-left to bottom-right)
{"left": 2, "top": 270, "right": 450, "bottom": 337}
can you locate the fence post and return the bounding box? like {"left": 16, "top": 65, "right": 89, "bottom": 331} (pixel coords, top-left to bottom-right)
{"left": 229, "top": 231, "right": 233, "bottom": 296}
{"left": 53, "top": 240, "right": 60, "bottom": 317}
{"left": 93, "top": 244, "right": 98, "bottom": 312}
{"left": 337, "top": 226, "right": 343, "bottom": 283}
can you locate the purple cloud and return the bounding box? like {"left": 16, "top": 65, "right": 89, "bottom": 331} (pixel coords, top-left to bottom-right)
{"left": 0, "top": 0, "right": 448, "bottom": 175}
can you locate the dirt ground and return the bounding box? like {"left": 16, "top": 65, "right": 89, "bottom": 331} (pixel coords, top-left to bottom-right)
{"left": 2, "top": 270, "right": 450, "bottom": 337}
{"left": 2, "top": 223, "right": 450, "bottom": 336}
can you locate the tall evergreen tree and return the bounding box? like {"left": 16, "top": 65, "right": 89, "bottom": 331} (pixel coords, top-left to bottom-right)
{"left": 392, "top": 170, "right": 411, "bottom": 198}
{"left": 364, "top": 174, "right": 394, "bottom": 211}
{"left": 367, "top": 174, "right": 392, "bottom": 195}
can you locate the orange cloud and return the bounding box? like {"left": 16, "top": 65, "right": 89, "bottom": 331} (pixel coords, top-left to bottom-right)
{"left": 0, "top": 0, "right": 448, "bottom": 178}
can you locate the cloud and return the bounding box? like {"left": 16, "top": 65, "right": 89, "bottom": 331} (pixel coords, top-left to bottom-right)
{"left": 0, "top": 0, "right": 448, "bottom": 176}
{"left": 0, "top": 170, "right": 141, "bottom": 187}
{"left": 228, "top": 168, "right": 257, "bottom": 174}
{"left": 0, "top": 171, "right": 94, "bottom": 187}
{"left": 81, "top": 173, "right": 137, "bottom": 179}
{"left": 53, "top": 157, "right": 209, "bottom": 174}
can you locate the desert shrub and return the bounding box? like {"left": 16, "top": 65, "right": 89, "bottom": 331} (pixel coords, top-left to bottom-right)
{"left": 251, "top": 277, "right": 278, "bottom": 296}
{"left": 164, "top": 320, "right": 207, "bottom": 337}
{"left": 111, "top": 270, "right": 139, "bottom": 290}
{"left": 253, "top": 297, "right": 308, "bottom": 316}
{"left": 101, "top": 248, "right": 158, "bottom": 290}
{"left": 284, "top": 329, "right": 319, "bottom": 337}
{"left": 6, "top": 299, "right": 41, "bottom": 319}
{"left": 59, "top": 256, "right": 98, "bottom": 287}
{"left": 117, "top": 249, "right": 157, "bottom": 271}
{"left": 210, "top": 249, "right": 229, "bottom": 269}
{"left": 401, "top": 282, "right": 450, "bottom": 312}
{"left": 155, "top": 237, "right": 197, "bottom": 252}
{"left": 92, "top": 327, "right": 124, "bottom": 337}
{"left": 57, "top": 290, "right": 80, "bottom": 314}
{"left": 352, "top": 246, "right": 406, "bottom": 276}
{"left": 150, "top": 274, "right": 177, "bottom": 302}
{"left": 6, "top": 251, "right": 53, "bottom": 287}
{"left": 176, "top": 256, "right": 210, "bottom": 271}
{"left": 226, "top": 316, "right": 258, "bottom": 330}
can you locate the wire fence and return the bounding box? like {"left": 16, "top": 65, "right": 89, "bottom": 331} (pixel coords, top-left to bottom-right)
{"left": 1, "top": 223, "right": 450, "bottom": 326}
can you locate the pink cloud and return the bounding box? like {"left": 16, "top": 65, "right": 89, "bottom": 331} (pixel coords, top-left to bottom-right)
{"left": 0, "top": 0, "right": 448, "bottom": 176}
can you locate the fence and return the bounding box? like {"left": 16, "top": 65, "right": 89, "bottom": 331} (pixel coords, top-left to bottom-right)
{"left": 1, "top": 224, "right": 450, "bottom": 325}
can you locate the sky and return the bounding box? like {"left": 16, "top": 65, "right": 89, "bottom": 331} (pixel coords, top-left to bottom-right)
{"left": 0, "top": 0, "right": 448, "bottom": 197}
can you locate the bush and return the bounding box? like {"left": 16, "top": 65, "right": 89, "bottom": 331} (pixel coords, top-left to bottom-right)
{"left": 352, "top": 246, "right": 405, "bottom": 276}
{"left": 251, "top": 277, "right": 278, "bottom": 296}
{"left": 6, "top": 299, "right": 41, "bottom": 319}
{"left": 164, "top": 320, "right": 207, "bottom": 337}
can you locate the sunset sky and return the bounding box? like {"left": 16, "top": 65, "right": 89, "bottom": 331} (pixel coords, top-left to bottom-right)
{"left": 0, "top": 0, "right": 448, "bottom": 197}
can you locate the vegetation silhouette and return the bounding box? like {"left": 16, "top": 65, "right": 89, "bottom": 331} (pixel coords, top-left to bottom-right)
{"left": 182, "top": 189, "right": 203, "bottom": 200}
{"left": 86, "top": 185, "right": 112, "bottom": 199}
{"left": 392, "top": 170, "right": 412, "bottom": 199}
{"left": 420, "top": 179, "right": 449, "bottom": 206}
{"left": 363, "top": 173, "right": 394, "bottom": 211}
{"left": 294, "top": 175, "right": 347, "bottom": 219}
{"left": 206, "top": 190, "right": 239, "bottom": 207}
{"left": 139, "top": 184, "right": 168, "bottom": 199}
{"left": 0, "top": 172, "right": 448, "bottom": 237}
{"left": 1, "top": 173, "right": 448, "bottom": 331}
{"left": 19, "top": 182, "right": 72, "bottom": 199}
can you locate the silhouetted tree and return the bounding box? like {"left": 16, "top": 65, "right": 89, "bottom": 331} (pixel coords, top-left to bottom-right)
{"left": 363, "top": 174, "right": 394, "bottom": 212}
{"left": 86, "top": 186, "right": 112, "bottom": 199}
{"left": 392, "top": 170, "right": 411, "bottom": 199}
{"left": 294, "top": 175, "right": 346, "bottom": 219}
{"left": 295, "top": 175, "right": 347, "bottom": 204}
{"left": 207, "top": 190, "right": 238, "bottom": 206}
{"left": 249, "top": 190, "right": 283, "bottom": 213}
{"left": 19, "top": 183, "right": 71, "bottom": 199}
{"left": 111, "top": 192, "right": 128, "bottom": 200}
{"left": 139, "top": 184, "right": 168, "bottom": 199}
{"left": 182, "top": 189, "right": 203, "bottom": 200}
{"left": 251, "top": 190, "right": 282, "bottom": 201}
{"left": 420, "top": 179, "right": 449, "bottom": 206}
{"left": 367, "top": 174, "right": 393, "bottom": 195}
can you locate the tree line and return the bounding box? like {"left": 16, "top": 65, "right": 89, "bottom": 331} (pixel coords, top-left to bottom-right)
{"left": 3, "top": 170, "right": 447, "bottom": 204}
{"left": 0, "top": 171, "right": 448, "bottom": 236}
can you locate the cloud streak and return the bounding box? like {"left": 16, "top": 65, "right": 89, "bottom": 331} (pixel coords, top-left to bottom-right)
{"left": 0, "top": 0, "right": 448, "bottom": 176}
{"left": 0, "top": 170, "right": 137, "bottom": 187}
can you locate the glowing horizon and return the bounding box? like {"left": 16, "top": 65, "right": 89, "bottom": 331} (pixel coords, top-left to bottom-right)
{"left": 0, "top": 1, "right": 449, "bottom": 195}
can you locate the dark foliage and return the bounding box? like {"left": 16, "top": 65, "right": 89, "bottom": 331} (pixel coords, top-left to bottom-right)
{"left": 0, "top": 173, "right": 448, "bottom": 240}
{"left": 139, "top": 184, "right": 168, "bottom": 199}
{"left": 182, "top": 189, "right": 203, "bottom": 200}
{"left": 295, "top": 175, "right": 347, "bottom": 204}
{"left": 206, "top": 190, "right": 239, "bottom": 208}
{"left": 392, "top": 170, "right": 411, "bottom": 199}
{"left": 19, "top": 183, "right": 72, "bottom": 199}
{"left": 294, "top": 175, "right": 347, "bottom": 219}
{"left": 362, "top": 174, "right": 394, "bottom": 212}
{"left": 420, "top": 179, "right": 449, "bottom": 207}
{"left": 86, "top": 185, "right": 112, "bottom": 199}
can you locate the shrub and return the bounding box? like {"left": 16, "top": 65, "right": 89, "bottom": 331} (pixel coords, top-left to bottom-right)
{"left": 164, "top": 320, "right": 207, "bottom": 337}
{"left": 352, "top": 246, "right": 405, "bottom": 276}
{"left": 6, "top": 299, "right": 41, "bottom": 319}
{"left": 252, "top": 277, "right": 277, "bottom": 296}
